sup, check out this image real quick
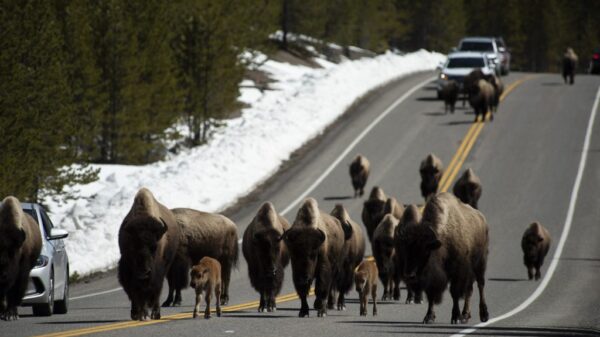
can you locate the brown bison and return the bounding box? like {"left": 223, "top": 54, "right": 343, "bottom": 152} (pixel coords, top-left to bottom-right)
{"left": 361, "top": 187, "right": 388, "bottom": 241}
{"left": 118, "top": 188, "right": 180, "bottom": 320}
{"left": 452, "top": 168, "right": 482, "bottom": 209}
{"left": 163, "top": 208, "right": 239, "bottom": 307}
{"left": 396, "top": 192, "right": 489, "bottom": 324}
{"left": 350, "top": 155, "right": 370, "bottom": 198}
{"left": 485, "top": 74, "right": 504, "bottom": 113}
{"left": 469, "top": 79, "right": 495, "bottom": 122}
{"left": 393, "top": 204, "right": 423, "bottom": 304}
{"left": 420, "top": 154, "right": 444, "bottom": 202}
{"left": 283, "top": 198, "right": 345, "bottom": 317}
{"left": 242, "top": 202, "right": 290, "bottom": 312}
{"left": 383, "top": 197, "right": 405, "bottom": 220}
{"left": 0, "top": 196, "right": 42, "bottom": 321}
{"left": 354, "top": 260, "right": 378, "bottom": 316}
{"left": 562, "top": 48, "right": 578, "bottom": 85}
{"left": 190, "top": 256, "right": 222, "bottom": 319}
{"left": 329, "top": 204, "right": 365, "bottom": 310}
{"left": 462, "top": 68, "right": 485, "bottom": 106}
{"left": 521, "top": 222, "right": 551, "bottom": 281}
{"left": 372, "top": 214, "right": 402, "bottom": 301}
{"left": 441, "top": 80, "right": 459, "bottom": 114}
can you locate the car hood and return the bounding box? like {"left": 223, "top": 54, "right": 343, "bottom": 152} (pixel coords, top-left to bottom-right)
{"left": 443, "top": 68, "right": 492, "bottom": 76}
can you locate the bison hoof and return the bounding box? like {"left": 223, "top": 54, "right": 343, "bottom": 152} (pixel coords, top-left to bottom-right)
{"left": 535, "top": 272, "right": 541, "bottom": 281}
{"left": 299, "top": 309, "right": 309, "bottom": 318}
{"left": 480, "top": 307, "right": 489, "bottom": 322}
{"left": 217, "top": 309, "right": 222, "bottom": 317}
{"left": 423, "top": 313, "right": 436, "bottom": 324}
{"left": 204, "top": 314, "right": 211, "bottom": 319}
{"left": 337, "top": 304, "right": 346, "bottom": 311}
{"left": 373, "top": 310, "right": 377, "bottom": 316}
{"left": 317, "top": 309, "right": 326, "bottom": 317}
{"left": 0, "top": 309, "right": 18, "bottom": 321}
{"left": 406, "top": 299, "right": 414, "bottom": 304}
{"left": 258, "top": 306, "right": 265, "bottom": 312}
{"left": 151, "top": 311, "right": 161, "bottom": 320}
{"left": 193, "top": 312, "right": 198, "bottom": 319}
{"left": 220, "top": 295, "right": 229, "bottom": 305}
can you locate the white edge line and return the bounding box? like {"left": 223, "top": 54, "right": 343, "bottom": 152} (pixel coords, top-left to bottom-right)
{"left": 70, "top": 287, "right": 123, "bottom": 301}
{"left": 75, "top": 76, "right": 435, "bottom": 300}
{"left": 279, "top": 76, "right": 436, "bottom": 217}
{"left": 452, "top": 85, "right": 600, "bottom": 337}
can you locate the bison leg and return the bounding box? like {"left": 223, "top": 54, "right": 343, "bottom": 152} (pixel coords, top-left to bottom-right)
{"left": 220, "top": 262, "right": 232, "bottom": 305}
{"left": 423, "top": 300, "right": 436, "bottom": 324}
{"left": 314, "top": 273, "right": 330, "bottom": 317}
{"left": 150, "top": 296, "right": 161, "bottom": 320}
{"left": 393, "top": 272, "right": 401, "bottom": 301}
{"left": 477, "top": 275, "right": 489, "bottom": 322}
{"left": 297, "top": 286, "right": 310, "bottom": 317}
{"left": 450, "top": 294, "right": 461, "bottom": 324}
{"left": 371, "top": 285, "right": 378, "bottom": 316}
{"left": 216, "top": 284, "right": 222, "bottom": 317}
{"left": 258, "top": 291, "right": 266, "bottom": 312}
{"left": 526, "top": 264, "right": 534, "bottom": 280}
{"left": 337, "top": 291, "right": 346, "bottom": 311}
{"left": 267, "top": 289, "right": 277, "bottom": 312}
{"left": 193, "top": 290, "right": 202, "bottom": 319}
{"left": 204, "top": 290, "right": 212, "bottom": 319}
{"left": 327, "top": 289, "right": 336, "bottom": 310}
{"left": 359, "top": 291, "right": 366, "bottom": 316}
{"left": 534, "top": 260, "right": 542, "bottom": 280}
{"left": 461, "top": 282, "right": 473, "bottom": 323}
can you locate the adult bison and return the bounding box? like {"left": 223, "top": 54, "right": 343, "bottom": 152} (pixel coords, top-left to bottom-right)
{"left": 452, "top": 168, "right": 482, "bottom": 209}
{"left": 162, "top": 208, "right": 239, "bottom": 307}
{"left": 372, "top": 214, "right": 401, "bottom": 301}
{"left": 469, "top": 79, "right": 495, "bottom": 122}
{"left": 396, "top": 193, "right": 489, "bottom": 324}
{"left": 242, "top": 202, "right": 289, "bottom": 312}
{"left": 419, "top": 153, "right": 444, "bottom": 202}
{"left": 462, "top": 68, "right": 484, "bottom": 106}
{"left": 441, "top": 80, "right": 459, "bottom": 114}
{"left": 349, "top": 155, "right": 370, "bottom": 198}
{"left": 329, "top": 204, "right": 365, "bottom": 310}
{"left": 393, "top": 204, "right": 423, "bottom": 304}
{"left": 521, "top": 222, "right": 551, "bottom": 281}
{"left": 283, "top": 198, "right": 345, "bottom": 317}
{"left": 362, "top": 187, "right": 388, "bottom": 241}
{"left": 118, "top": 188, "right": 180, "bottom": 320}
{"left": 562, "top": 48, "right": 578, "bottom": 85}
{"left": 0, "top": 196, "right": 42, "bottom": 321}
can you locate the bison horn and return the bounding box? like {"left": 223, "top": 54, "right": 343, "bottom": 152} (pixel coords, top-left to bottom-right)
{"left": 342, "top": 221, "right": 353, "bottom": 241}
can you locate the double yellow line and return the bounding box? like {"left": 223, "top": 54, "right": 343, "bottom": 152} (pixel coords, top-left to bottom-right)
{"left": 437, "top": 75, "right": 535, "bottom": 193}
{"left": 34, "top": 75, "right": 534, "bottom": 337}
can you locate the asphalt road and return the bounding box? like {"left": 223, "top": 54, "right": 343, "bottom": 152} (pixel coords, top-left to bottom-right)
{"left": 3, "top": 71, "right": 600, "bottom": 337}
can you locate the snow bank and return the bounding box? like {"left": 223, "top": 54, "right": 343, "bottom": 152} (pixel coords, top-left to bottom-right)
{"left": 48, "top": 49, "right": 445, "bottom": 276}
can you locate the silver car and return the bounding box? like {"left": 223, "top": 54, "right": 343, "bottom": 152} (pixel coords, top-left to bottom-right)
{"left": 21, "top": 203, "right": 69, "bottom": 316}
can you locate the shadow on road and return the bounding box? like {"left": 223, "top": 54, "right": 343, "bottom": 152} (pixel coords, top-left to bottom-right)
{"left": 416, "top": 97, "right": 439, "bottom": 102}
{"left": 324, "top": 196, "right": 354, "bottom": 201}
{"left": 487, "top": 277, "right": 528, "bottom": 282}
{"left": 422, "top": 111, "right": 446, "bottom": 116}
{"left": 445, "top": 120, "right": 475, "bottom": 126}
{"left": 41, "top": 319, "right": 123, "bottom": 325}
{"left": 541, "top": 82, "right": 564, "bottom": 86}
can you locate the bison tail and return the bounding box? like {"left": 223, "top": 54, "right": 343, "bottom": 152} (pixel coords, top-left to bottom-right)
{"left": 231, "top": 236, "right": 240, "bottom": 268}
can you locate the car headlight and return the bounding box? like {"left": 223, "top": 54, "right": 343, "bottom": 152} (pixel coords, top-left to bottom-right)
{"left": 439, "top": 73, "right": 448, "bottom": 80}
{"left": 34, "top": 255, "right": 49, "bottom": 269}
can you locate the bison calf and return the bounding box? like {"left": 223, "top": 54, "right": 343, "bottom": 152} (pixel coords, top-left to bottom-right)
{"left": 242, "top": 202, "right": 290, "bottom": 312}
{"left": 190, "top": 256, "right": 222, "bottom": 319}
{"left": 0, "top": 196, "right": 42, "bottom": 321}
{"left": 350, "top": 155, "right": 370, "bottom": 198}
{"left": 354, "top": 260, "right": 378, "bottom": 316}
{"left": 452, "top": 168, "right": 482, "bottom": 209}
{"left": 420, "top": 154, "right": 444, "bottom": 202}
{"left": 521, "top": 222, "right": 551, "bottom": 281}
{"left": 441, "top": 80, "right": 459, "bottom": 114}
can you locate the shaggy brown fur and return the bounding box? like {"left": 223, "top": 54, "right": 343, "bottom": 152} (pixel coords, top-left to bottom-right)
{"left": 462, "top": 68, "right": 485, "bottom": 106}
{"left": 190, "top": 256, "right": 222, "bottom": 319}
{"left": 469, "top": 79, "right": 495, "bottom": 122}
{"left": 362, "top": 187, "right": 388, "bottom": 241}
{"left": 350, "top": 155, "right": 370, "bottom": 198}
{"left": 420, "top": 154, "right": 444, "bottom": 201}
{"left": 485, "top": 75, "right": 504, "bottom": 113}
{"left": 393, "top": 204, "right": 423, "bottom": 304}
{"left": 329, "top": 204, "right": 365, "bottom": 310}
{"left": 521, "top": 222, "right": 551, "bottom": 281}
{"left": 452, "top": 168, "right": 482, "bottom": 209}
{"left": 163, "top": 208, "right": 239, "bottom": 307}
{"left": 0, "top": 196, "right": 42, "bottom": 321}
{"left": 372, "top": 214, "right": 401, "bottom": 301}
{"left": 118, "top": 188, "right": 180, "bottom": 321}
{"left": 562, "top": 48, "right": 578, "bottom": 85}
{"left": 383, "top": 197, "right": 405, "bottom": 220}
{"left": 283, "top": 198, "right": 345, "bottom": 317}
{"left": 354, "top": 260, "right": 378, "bottom": 316}
{"left": 441, "top": 80, "right": 459, "bottom": 114}
{"left": 242, "top": 202, "right": 290, "bottom": 312}
{"left": 396, "top": 193, "right": 489, "bottom": 324}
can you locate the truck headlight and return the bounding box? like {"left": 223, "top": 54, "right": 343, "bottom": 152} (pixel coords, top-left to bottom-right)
{"left": 439, "top": 73, "right": 448, "bottom": 80}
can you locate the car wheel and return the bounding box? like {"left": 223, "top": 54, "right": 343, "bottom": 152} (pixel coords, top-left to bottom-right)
{"left": 54, "top": 268, "right": 68, "bottom": 314}
{"left": 33, "top": 269, "right": 54, "bottom": 316}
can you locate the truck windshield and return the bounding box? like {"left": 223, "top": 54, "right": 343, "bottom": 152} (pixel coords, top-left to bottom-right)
{"left": 460, "top": 41, "right": 494, "bottom": 52}
{"left": 447, "top": 58, "right": 485, "bottom": 68}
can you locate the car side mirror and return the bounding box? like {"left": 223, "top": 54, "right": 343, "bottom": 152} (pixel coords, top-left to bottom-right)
{"left": 49, "top": 228, "right": 69, "bottom": 240}
{"left": 451, "top": 47, "right": 458, "bottom": 52}
{"left": 498, "top": 47, "right": 506, "bottom": 52}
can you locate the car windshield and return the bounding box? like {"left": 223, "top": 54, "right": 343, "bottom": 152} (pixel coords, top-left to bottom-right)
{"left": 447, "top": 57, "right": 485, "bottom": 68}
{"left": 460, "top": 41, "right": 494, "bottom": 52}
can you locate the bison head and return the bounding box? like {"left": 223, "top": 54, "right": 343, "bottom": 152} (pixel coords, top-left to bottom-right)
{"left": 120, "top": 216, "right": 168, "bottom": 282}
{"left": 522, "top": 233, "right": 543, "bottom": 262}
{"left": 253, "top": 229, "right": 285, "bottom": 279}
{"left": 0, "top": 228, "right": 26, "bottom": 284}
{"left": 354, "top": 270, "right": 368, "bottom": 293}
{"left": 189, "top": 263, "right": 210, "bottom": 289}
{"left": 363, "top": 200, "right": 386, "bottom": 227}
{"left": 396, "top": 225, "right": 441, "bottom": 282}
{"left": 283, "top": 227, "right": 325, "bottom": 288}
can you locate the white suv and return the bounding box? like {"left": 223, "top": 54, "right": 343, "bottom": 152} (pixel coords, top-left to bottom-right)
{"left": 457, "top": 37, "right": 506, "bottom": 75}
{"left": 436, "top": 52, "right": 495, "bottom": 98}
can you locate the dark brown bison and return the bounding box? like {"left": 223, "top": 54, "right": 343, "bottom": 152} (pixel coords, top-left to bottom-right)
{"left": 562, "top": 48, "right": 578, "bottom": 85}
{"left": 372, "top": 214, "right": 402, "bottom": 301}
{"left": 521, "top": 222, "right": 551, "bottom": 281}
{"left": 396, "top": 192, "right": 489, "bottom": 324}
{"left": 190, "top": 256, "right": 222, "bottom": 319}
{"left": 354, "top": 260, "right": 378, "bottom": 316}
{"left": 118, "top": 188, "right": 180, "bottom": 320}
{"left": 469, "top": 79, "right": 495, "bottom": 122}
{"left": 242, "top": 202, "right": 290, "bottom": 312}
{"left": 420, "top": 153, "right": 444, "bottom": 202}
{"left": 329, "top": 204, "right": 365, "bottom": 310}
{"left": 362, "top": 187, "right": 388, "bottom": 241}
{"left": 485, "top": 74, "right": 504, "bottom": 113}
{"left": 462, "top": 68, "right": 485, "bottom": 106}
{"left": 383, "top": 197, "right": 405, "bottom": 220}
{"left": 441, "top": 80, "right": 459, "bottom": 114}
{"left": 283, "top": 198, "right": 345, "bottom": 317}
{"left": 452, "top": 168, "right": 482, "bottom": 209}
{"left": 350, "top": 155, "right": 370, "bottom": 198}
{"left": 0, "top": 196, "right": 42, "bottom": 321}
{"left": 393, "top": 204, "right": 423, "bottom": 304}
{"left": 162, "top": 208, "right": 239, "bottom": 307}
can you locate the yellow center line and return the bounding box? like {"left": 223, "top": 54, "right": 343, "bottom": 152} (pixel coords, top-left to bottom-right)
{"left": 33, "top": 75, "right": 536, "bottom": 337}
